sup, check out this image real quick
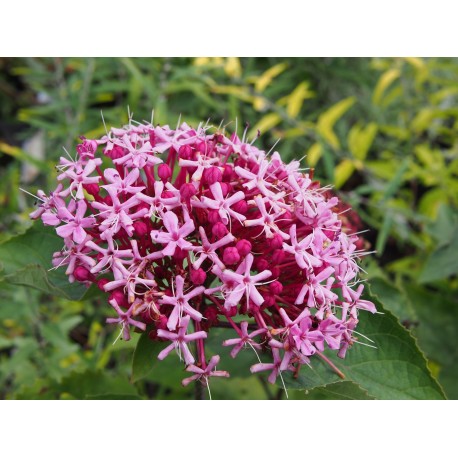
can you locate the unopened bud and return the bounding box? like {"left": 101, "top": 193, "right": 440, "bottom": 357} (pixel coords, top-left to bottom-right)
{"left": 236, "top": 239, "right": 252, "bottom": 256}
{"left": 158, "top": 164, "right": 172, "bottom": 182}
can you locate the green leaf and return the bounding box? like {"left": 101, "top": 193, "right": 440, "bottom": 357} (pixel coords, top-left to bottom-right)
{"left": 131, "top": 329, "right": 160, "bottom": 383}
{"left": 369, "top": 277, "right": 417, "bottom": 322}
{"left": 298, "top": 381, "right": 375, "bottom": 400}
{"left": 86, "top": 393, "right": 144, "bottom": 400}
{"left": 0, "top": 224, "right": 87, "bottom": 300}
{"left": 381, "top": 157, "right": 410, "bottom": 202}
{"left": 419, "top": 236, "right": 458, "bottom": 283}
{"left": 375, "top": 211, "right": 393, "bottom": 255}
{"left": 425, "top": 205, "right": 458, "bottom": 245}
{"left": 54, "top": 370, "right": 139, "bottom": 400}
{"left": 405, "top": 284, "right": 458, "bottom": 399}
{"left": 282, "top": 294, "right": 445, "bottom": 399}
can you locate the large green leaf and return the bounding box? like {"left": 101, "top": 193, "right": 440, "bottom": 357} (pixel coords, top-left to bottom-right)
{"left": 405, "top": 284, "right": 458, "bottom": 399}
{"left": 369, "top": 277, "right": 417, "bottom": 322}
{"left": 131, "top": 329, "right": 161, "bottom": 383}
{"left": 0, "top": 224, "right": 87, "bottom": 300}
{"left": 281, "top": 294, "right": 445, "bottom": 399}
{"left": 295, "top": 381, "right": 375, "bottom": 400}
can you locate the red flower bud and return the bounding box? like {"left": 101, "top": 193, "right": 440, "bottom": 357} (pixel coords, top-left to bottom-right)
{"left": 74, "top": 266, "right": 93, "bottom": 282}
{"left": 180, "top": 183, "right": 197, "bottom": 200}
{"left": 236, "top": 239, "right": 252, "bottom": 256}
{"left": 203, "top": 166, "right": 222, "bottom": 185}
{"left": 269, "top": 280, "right": 283, "bottom": 295}
{"left": 212, "top": 222, "right": 228, "bottom": 238}
{"left": 158, "top": 164, "right": 172, "bottom": 182}
{"left": 190, "top": 268, "right": 206, "bottom": 285}
{"left": 178, "top": 144, "right": 193, "bottom": 159}
{"left": 223, "top": 247, "right": 240, "bottom": 265}
{"left": 133, "top": 220, "right": 149, "bottom": 237}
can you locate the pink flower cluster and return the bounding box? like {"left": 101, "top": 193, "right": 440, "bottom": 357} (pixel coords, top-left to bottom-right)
{"left": 30, "top": 118, "right": 375, "bottom": 389}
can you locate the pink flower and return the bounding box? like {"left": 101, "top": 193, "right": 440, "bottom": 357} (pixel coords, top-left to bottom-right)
{"left": 244, "top": 195, "right": 289, "bottom": 240}
{"left": 58, "top": 158, "right": 102, "bottom": 200}
{"left": 235, "top": 159, "right": 277, "bottom": 198}
{"left": 102, "top": 167, "right": 145, "bottom": 195}
{"left": 181, "top": 355, "right": 229, "bottom": 388}
{"left": 157, "top": 315, "right": 207, "bottom": 365}
{"left": 106, "top": 298, "right": 146, "bottom": 341}
{"left": 91, "top": 187, "right": 147, "bottom": 239}
{"left": 290, "top": 316, "right": 324, "bottom": 356}
{"left": 250, "top": 348, "right": 285, "bottom": 384}
{"left": 160, "top": 275, "right": 205, "bottom": 330}
{"left": 190, "top": 226, "right": 234, "bottom": 270}
{"left": 282, "top": 225, "right": 322, "bottom": 270}
{"left": 179, "top": 153, "right": 220, "bottom": 181}
{"left": 295, "top": 266, "right": 338, "bottom": 307}
{"left": 113, "top": 134, "right": 162, "bottom": 168}
{"left": 55, "top": 200, "right": 95, "bottom": 244}
{"left": 85, "top": 235, "right": 133, "bottom": 274}
{"left": 222, "top": 321, "right": 266, "bottom": 358}
{"left": 216, "top": 253, "right": 272, "bottom": 309}
{"left": 150, "top": 210, "right": 195, "bottom": 256}
{"left": 136, "top": 181, "right": 180, "bottom": 217}
{"left": 191, "top": 182, "right": 246, "bottom": 225}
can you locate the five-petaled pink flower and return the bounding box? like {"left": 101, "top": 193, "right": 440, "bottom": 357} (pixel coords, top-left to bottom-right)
{"left": 157, "top": 315, "right": 207, "bottom": 365}
{"left": 150, "top": 211, "right": 195, "bottom": 256}
{"left": 160, "top": 275, "right": 205, "bottom": 330}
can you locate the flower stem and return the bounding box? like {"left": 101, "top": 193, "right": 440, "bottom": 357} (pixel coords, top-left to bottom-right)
{"left": 195, "top": 380, "right": 205, "bottom": 400}
{"left": 316, "top": 351, "right": 346, "bottom": 379}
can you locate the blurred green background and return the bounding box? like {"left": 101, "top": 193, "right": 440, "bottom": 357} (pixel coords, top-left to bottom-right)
{"left": 0, "top": 57, "right": 457, "bottom": 400}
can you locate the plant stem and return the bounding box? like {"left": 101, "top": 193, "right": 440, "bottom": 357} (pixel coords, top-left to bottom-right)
{"left": 195, "top": 381, "right": 205, "bottom": 400}
{"left": 316, "top": 352, "right": 346, "bottom": 379}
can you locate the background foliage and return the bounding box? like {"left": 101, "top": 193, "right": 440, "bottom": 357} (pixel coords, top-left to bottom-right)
{"left": 0, "top": 57, "right": 457, "bottom": 399}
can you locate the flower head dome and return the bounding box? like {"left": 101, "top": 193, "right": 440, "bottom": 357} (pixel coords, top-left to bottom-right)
{"left": 31, "top": 117, "right": 375, "bottom": 390}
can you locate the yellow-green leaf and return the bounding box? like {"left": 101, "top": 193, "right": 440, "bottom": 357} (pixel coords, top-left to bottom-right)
{"left": 334, "top": 159, "right": 355, "bottom": 189}
{"left": 403, "top": 57, "right": 428, "bottom": 83}
{"left": 211, "top": 85, "right": 254, "bottom": 103}
{"left": 224, "top": 57, "right": 242, "bottom": 78}
{"left": 418, "top": 188, "right": 449, "bottom": 219}
{"left": 250, "top": 113, "right": 282, "bottom": 137}
{"left": 403, "top": 56, "right": 426, "bottom": 71}
{"left": 379, "top": 124, "right": 410, "bottom": 141}
{"left": 253, "top": 96, "right": 268, "bottom": 112}
{"left": 380, "top": 85, "right": 403, "bottom": 108}
{"left": 0, "top": 141, "right": 48, "bottom": 172}
{"left": 286, "top": 81, "right": 314, "bottom": 118}
{"left": 430, "top": 87, "right": 458, "bottom": 105}
{"left": 411, "top": 108, "right": 435, "bottom": 133}
{"left": 307, "top": 143, "right": 323, "bottom": 167}
{"left": 254, "top": 62, "right": 288, "bottom": 92}
{"left": 348, "top": 122, "right": 378, "bottom": 160}
{"left": 372, "top": 68, "right": 400, "bottom": 105}
{"left": 317, "top": 97, "right": 355, "bottom": 150}
{"left": 193, "top": 57, "right": 210, "bottom": 66}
